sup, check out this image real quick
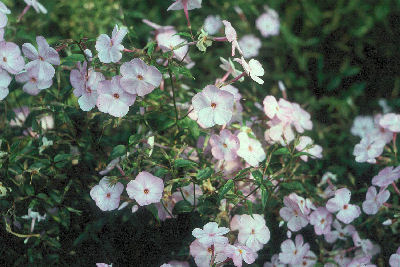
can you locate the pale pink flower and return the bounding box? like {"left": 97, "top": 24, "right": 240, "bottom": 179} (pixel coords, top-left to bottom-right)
{"left": 293, "top": 250, "right": 317, "bottom": 267}
{"left": 353, "top": 136, "right": 385, "bottom": 164}
{"left": 22, "top": 36, "right": 60, "bottom": 81}
{"left": 209, "top": 129, "right": 239, "bottom": 161}
{"left": 225, "top": 244, "right": 256, "bottom": 267}
{"left": 362, "top": 186, "right": 390, "bottom": 215}
{"left": 379, "top": 113, "right": 400, "bottom": 132}
{"left": 24, "top": 0, "right": 47, "bottom": 14}
{"left": 0, "top": 41, "right": 25, "bottom": 74}
{"left": 239, "top": 35, "right": 262, "bottom": 59}
{"left": 16, "top": 64, "right": 53, "bottom": 95}
{"left": 167, "top": 0, "right": 202, "bottom": 11}
{"left": 204, "top": 15, "right": 222, "bottom": 35}
{"left": 263, "top": 95, "right": 279, "bottom": 119}
{"left": 192, "top": 222, "right": 229, "bottom": 246}
{"left": 324, "top": 219, "right": 355, "bottom": 243}
{"left": 90, "top": 177, "right": 124, "bottom": 211}
{"left": 120, "top": 58, "right": 162, "bottom": 97}
{"left": 389, "top": 247, "right": 400, "bottom": 267}
{"left": 347, "top": 256, "right": 375, "bottom": 267}
{"left": 234, "top": 57, "right": 264, "bottom": 84}
{"left": 263, "top": 254, "right": 285, "bottom": 267}
{"left": 167, "top": 260, "right": 189, "bottom": 267}
{"left": 0, "top": 68, "right": 11, "bottom": 100}
{"left": 256, "top": 9, "right": 280, "bottom": 37}
{"left": 10, "top": 106, "right": 30, "bottom": 127}
{"left": 160, "top": 264, "right": 172, "bottom": 267}
{"left": 279, "top": 235, "right": 310, "bottom": 265}
{"left": 295, "top": 136, "right": 323, "bottom": 161}
{"left": 326, "top": 188, "right": 361, "bottom": 224}
{"left": 372, "top": 166, "right": 400, "bottom": 187}
{"left": 352, "top": 231, "right": 375, "bottom": 256}
{"left": 95, "top": 25, "right": 128, "bottom": 63}
{"left": 172, "top": 183, "right": 202, "bottom": 205}
{"left": 126, "top": 171, "right": 164, "bottom": 206}
{"left": 189, "top": 239, "right": 227, "bottom": 267}
{"left": 265, "top": 117, "right": 295, "bottom": 145}
{"left": 0, "top": 28, "right": 4, "bottom": 41}
{"left": 236, "top": 131, "right": 266, "bottom": 167}
{"left": 96, "top": 264, "right": 112, "bottom": 267}
{"left": 222, "top": 20, "right": 243, "bottom": 57}
{"left": 0, "top": 1, "right": 10, "bottom": 28}
{"left": 191, "top": 84, "right": 234, "bottom": 128}
{"left": 279, "top": 195, "right": 309, "bottom": 232}
{"left": 291, "top": 103, "right": 313, "bottom": 133}
{"left": 309, "top": 207, "right": 332, "bottom": 235}
{"left": 71, "top": 63, "right": 105, "bottom": 111}
{"left": 156, "top": 30, "right": 189, "bottom": 62}
{"left": 156, "top": 195, "right": 176, "bottom": 221}
{"left": 351, "top": 116, "right": 375, "bottom": 138}
{"left": 21, "top": 208, "right": 46, "bottom": 232}
{"left": 96, "top": 75, "right": 136, "bottom": 117}
{"left": 237, "top": 214, "right": 271, "bottom": 251}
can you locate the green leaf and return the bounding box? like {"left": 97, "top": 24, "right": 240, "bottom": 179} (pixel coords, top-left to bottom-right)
{"left": 197, "top": 167, "right": 213, "bottom": 180}
{"left": 146, "top": 204, "right": 160, "bottom": 221}
{"left": 24, "top": 184, "right": 35, "bottom": 196}
{"left": 62, "top": 54, "right": 85, "bottom": 65}
{"left": 110, "top": 145, "right": 126, "bottom": 159}
{"left": 261, "top": 188, "right": 269, "bottom": 208}
{"left": 172, "top": 200, "right": 192, "bottom": 214}
{"left": 147, "top": 42, "right": 156, "bottom": 56}
{"left": 129, "top": 134, "right": 141, "bottom": 145}
{"left": 219, "top": 180, "right": 234, "bottom": 200}
{"left": 174, "top": 32, "right": 192, "bottom": 38}
{"left": 280, "top": 181, "right": 305, "bottom": 191}
{"left": 273, "top": 147, "right": 290, "bottom": 155}
{"left": 174, "top": 159, "right": 198, "bottom": 168}
{"left": 251, "top": 170, "right": 263, "bottom": 186}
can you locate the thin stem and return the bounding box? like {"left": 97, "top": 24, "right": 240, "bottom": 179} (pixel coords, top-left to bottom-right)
{"left": 17, "top": 5, "right": 31, "bottom": 22}
{"left": 392, "top": 182, "right": 400, "bottom": 196}
{"left": 222, "top": 72, "right": 246, "bottom": 86}
{"left": 167, "top": 69, "right": 180, "bottom": 129}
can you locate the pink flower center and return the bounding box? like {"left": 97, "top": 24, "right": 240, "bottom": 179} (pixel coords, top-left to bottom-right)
{"left": 302, "top": 261, "right": 307, "bottom": 266}
{"left": 2, "top": 57, "right": 6, "bottom": 62}
{"left": 113, "top": 93, "right": 120, "bottom": 99}
{"left": 137, "top": 75, "right": 144, "bottom": 80}
{"left": 207, "top": 247, "right": 213, "bottom": 253}
{"left": 143, "top": 188, "right": 149, "bottom": 194}
{"left": 86, "top": 87, "right": 92, "bottom": 93}
{"left": 223, "top": 143, "right": 228, "bottom": 148}
{"left": 211, "top": 103, "right": 217, "bottom": 109}
{"left": 293, "top": 249, "right": 298, "bottom": 255}
{"left": 248, "top": 145, "right": 253, "bottom": 152}
{"left": 343, "top": 204, "right": 348, "bottom": 210}
{"left": 106, "top": 193, "right": 111, "bottom": 198}
{"left": 320, "top": 218, "right": 325, "bottom": 224}
{"left": 251, "top": 229, "right": 255, "bottom": 234}
{"left": 30, "top": 77, "right": 37, "bottom": 83}
{"left": 39, "top": 56, "right": 44, "bottom": 61}
{"left": 238, "top": 249, "right": 243, "bottom": 254}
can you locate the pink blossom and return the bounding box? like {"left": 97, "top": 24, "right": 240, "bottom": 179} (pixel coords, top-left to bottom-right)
{"left": 293, "top": 250, "right": 317, "bottom": 267}
{"left": 352, "top": 231, "right": 375, "bottom": 256}
{"left": 309, "top": 207, "right": 332, "bottom": 235}
{"left": 353, "top": 136, "right": 385, "bottom": 163}
{"left": 222, "top": 20, "right": 243, "bottom": 56}
{"left": 371, "top": 166, "right": 400, "bottom": 187}
{"left": 379, "top": 113, "right": 400, "bottom": 132}
{"left": 0, "top": 41, "right": 25, "bottom": 75}
{"left": 263, "top": 254, "right": 285, "bottom": 267}
{"left": 347, "top": 256, "right": 375, "bottom": 267}
{"left": 156, "top": 30, "right": 189, "bottom": 62}
{"left": 90, "top": 177, "right": 124, "bottom": 211}
{"left": 22, "top": 36, "right": 60, "bottom": 81}
{"left": 209, "top": 129, "right": 239, "bottom": 161}
{"left": 279, "top": 194, "right": 309, "bottom": 231}
{"left": 389, "top": 247, "right": 400, "bottom": 267}
{"left": 192, "top": 222, "right": 229, "bottom": 246}
{"left": 291, "top": 103, "right": 313, "bottom": 133}
{"left": 126, "top": 171, "right": 164, "bottom": 206}
{"left": 16, "top": 64, "right": 53, "bottom": 95}
{"left": 96, "top": 75, "right": 136, "bottom": 117}
{"left": 172, "top": 183, "right": 202, "bottom": 205}
{"left": 256, "top": 9, "right": 280, "bottom": 37}
{"left": 120, "top": 58, "right": 162, "bottom": 97}
{"left": 0, "top": 1, "right": 10, "bottom": 28}
{"left": 160, "top": 264, "right": 172, "bottom": 267}
{"left": 0, "top": 68, "right": 11, "bottom": 100}
{"left": 351, "top": 116, "right": 375, "bottom": 138}
{"left": 278, "top": 235, "right": 310, "bottom": 265}
{"left": 234, "top": 57, "right": 264, "bottom": 84}
{"left": 0, "top": 28, "right": 4, "bottom": 41}
{"left": 95, "top": 25, "right": 128, "bottom": 63}
{"left": 204, "top": 15, "right": 222, "bottom": 35}
{"left": 263, "top": 95, "right": 279, "bottom": 119}
{"left": 238, "top": 35, "right": 261, "bottom": 58}
{"left": 191, "top": 85, "right": 234, "bottom": 128}
{"left": 10, "top": 106, "right": 30, "bottom": 127}
{"left": 167, "top": 260, "right": 189, "bottom": 267}
{"left": 156, "top": 195, "right": 176, "bottom": 221}
{"left": 326, "top": 188, "right": 361, "bottom": 224}
{"left": 71, "top": 62, "right": 105, "bottom": 111}
{"left": 324, "top": 219, "right": 355, "bottom": 243}
{"left": 24, "top": 0, "right": 47, "bottom": 14}
{"left": 167, "top": 0, "right": 202, "bottom": 11}
{"left": 362, "top": 186, "right": 390, "bottom": 215}
{"left": 96, "top": 264, "right": 112, "bottom": 267}
{"left": 295, "top": 136, "right": 323, "bottom": 161}
{"left": 236, "top": 131, "right": 266, "bottom": 167}
{"left": 189, "top": 239, "right": 227, "bottom": 267}
{"left": 236, "top": 214, "right": 271, "bottom": 251}
{"left": 265, "top": 117, "right": 295, "bottom": 145}
{"left": 225, "top": 244, "right": 256, "bottom": 267}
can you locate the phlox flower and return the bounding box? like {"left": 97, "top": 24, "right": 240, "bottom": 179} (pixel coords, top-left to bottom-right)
{"left": 96, "top": 75, "right": 136, "bottom": 117}
{"left": 192, "top": 222, "right": 229, "bottom": 246}
{"left": 16, "top": 64, "right": 53, "bottom": 95}
{"left": 263, "top": 254, "right": 285, "bottom": 267}
{"left": 160, "top": 264, "right": 172, "bottom": 267}
{"left": 362, "top": 186, "right": 390, "bottom": 215}
{"left": 236, "top": 214, "right": 271, "bottom": 251}
{"left": 0, "top": 1, "right": 11, "bottom": 28}
{"left": 22, "top": 36, "right": 60, "bottom": 81}
{"left": 279, "top": 194, "right": 309, "bottom": 232}
{"left": 372, "top": 166, "right": 400, "bottom": 187}
{"left": 224, "top": 244, "right": 257, "bottom": 267}
{"left": 204, "top": 15, "right": 222, "bottom": 35}
{"left": 234, "top": 57, "right": 265, "bottom": 84}
{"left": 347, "top": 256, "right": 375, "bottom": 267}
{"left": 0, "top": 68, "right": 11, "bottom": 100}
{"left": 236, "top": 131, "right": 266, "bottom": 167}
{"left": 191, "top": 84, "right": 234, "bottom": 128}
{"left": 352, "top": 232, "right": 376, "bottom": 257}
{"left": 295, "top": 136, "right": 323, "bottom": 161}
{"left": 156, "top": 30, "right": 189, "bottom": 62}
{"left": 95, "top": 25, "right": 128, "bottom": 63}
{"left": 189, "top": 239, "right": 227, "bottom": 267}
{"left": 221, "top": 85, "right": 243, "bottom": 124}
{"left": 265, "top": 117, "right": 295, "bottom": 145}
{"left": 351, "top": 116, "right": 375, "bottom": 138}
{"left": 96, "top": 264, "right": 112, "bottom": 267}
{"left": 291, "top": 103, "right": 313, "bottom": 132}
{"left": 90, "top": 177, "right": 124, "bottom": 211}
{"left": 156, "top": 195, "right": 176, "bottom": 221}
{"left": 120, "top": 58, "right": 162, "bottom": 97}
{"left": 222, "top": 20, "right": 243, "bottom": 57}
{"left": 292, "top": 250, "right": 317, "bottom": 267}
{"left": 209, "top": 129, "right": 239, "bottom": 161}
{"left": 172, "top": 183, "right": 202, "bottom": 205}
{"left": 166, "top": 261, "right": 189, "bottom": 267}
{"left": 0, "top": 41, "right": 25, "bottom": 75}
{"left": 24, "top": 0, "right": 47, "bottom": 14}
{"left": 9, "top": 106, "right": 29, "bottom": 126}
{"left": 167, "top": 0, "right": 202, "bottom": 11}
{"left": 256, "top": 8, "right": 280, "bottom": 37}
{"left": 353, "top": 136, "right": 385, "bottom": 164}
{"left": 278, "top": 235, "right": 310, "bottom": 265}
{"left": 0, "top": 28, "right": 4, "bottom": 41}
{"left": 238, "top": 35, "right": 262, "bottom": 59}
{"left": 70, "top": 62, "right": 105, "bottom": 111}
{"left": 326, "top": 188, "right": 361, "bottom": 224}
{"left": 324, "top": 219, "right": 355, "bottom": 243}
{"left": 21, "top": 208, "right": 46, "bottom": 232}
{"left": 379, "top": 113, "right": 400, "bottom": 132}
{"left": 126, "top": 171, "right": 164, "bottom": 206}
{"left": 389, "top": 247, "right": 400, "bottom": 267}
{"left": 309, "top": 207, "right": 333, "bottom": 235}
